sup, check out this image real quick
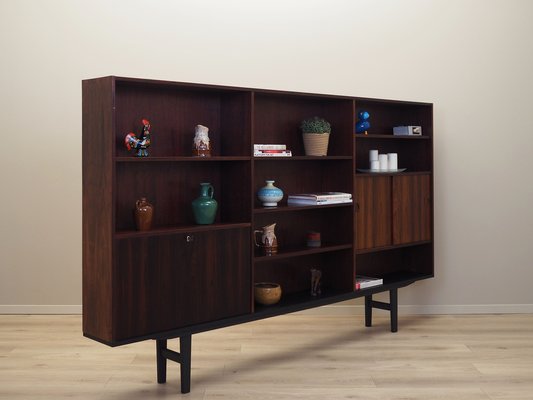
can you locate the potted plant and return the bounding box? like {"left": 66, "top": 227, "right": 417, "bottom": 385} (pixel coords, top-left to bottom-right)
{"left": 300, "top": 116, "right": 331, "bottom": 156}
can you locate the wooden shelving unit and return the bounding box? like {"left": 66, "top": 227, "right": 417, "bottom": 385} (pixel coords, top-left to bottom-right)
{"left": 82, "top": 76, "right": 433, "bottom": 394}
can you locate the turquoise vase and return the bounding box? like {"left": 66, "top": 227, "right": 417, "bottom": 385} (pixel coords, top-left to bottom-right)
{"left": 192, "top": 183, "right": 218, "bottom": 224}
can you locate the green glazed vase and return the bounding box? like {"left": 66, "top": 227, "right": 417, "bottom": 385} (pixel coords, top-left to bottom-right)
{"left": 192, "top": 183, "right": 218, "bottom": 224}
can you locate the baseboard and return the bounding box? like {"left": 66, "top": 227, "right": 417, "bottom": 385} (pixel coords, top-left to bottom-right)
{"left": 0, "top": 305, "right": 82, "bottom": 314}
{"left": 1, "top": 304, "right": 532, "bottom": 315}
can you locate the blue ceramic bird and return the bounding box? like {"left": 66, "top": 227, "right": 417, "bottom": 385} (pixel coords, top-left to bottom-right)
{"left": 355, "top": 111, "right": 370, "bottom": 134}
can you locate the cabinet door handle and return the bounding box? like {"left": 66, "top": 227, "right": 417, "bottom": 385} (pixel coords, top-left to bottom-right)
{"left": 186, "top": 235, "right": 194, "bottom": 243}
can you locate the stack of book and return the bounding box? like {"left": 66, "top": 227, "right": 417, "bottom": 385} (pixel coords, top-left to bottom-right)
{"left": 355, "top": 275, "right": 383, "bottom": 290}
{"left": 254, "top": 144, "right": 292, "bottom": 157}
{"left": 287, "top": 192, "right": 352, "bottom": 206}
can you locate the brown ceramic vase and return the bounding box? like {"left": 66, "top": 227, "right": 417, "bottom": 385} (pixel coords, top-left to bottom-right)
{"left": 134, "top": 197, "right": 154, "bottom": 231}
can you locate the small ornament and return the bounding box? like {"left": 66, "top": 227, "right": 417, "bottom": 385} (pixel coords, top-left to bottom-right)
{"left": 254, "top": 223, "right": 278, "bottom": 256}
{"left": 125, "top": 119, "right": 151, "bottom": 156}
{"left": 310, "top": 268, "right": 322, "bottom": 296}
{"left": 306, "top": 231, "right": 321, "bottom": 248}
{"left": 134, "top": 197, "right": 154, "bottom": 231}
{"left": 257, "top": 180, "right": 284, "bottom": 207}
{"left": 355, "top": 111, "right": 370, "bottom": 135}
{"left": 191, "top": 183, "right": 218, "bottom": 224}
{"left": 192, "top": 125, "right": 211, "bottom": 157}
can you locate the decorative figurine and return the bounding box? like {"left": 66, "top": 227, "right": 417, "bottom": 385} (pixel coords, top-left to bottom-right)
{"left": 306, "top": 231, "right": 321, "bottom": 248}
{"left": 191, "top": 182, "right": 218, "bottom": 224}
{"left": 257, "top": 180, "right": 284, "bottom": 207}
{"left": 310, "top": 268, "right": 322, "bottom": 296}
{"left": 254, "top": 223, "right": 278, "bottom": 256}
{"left": 125, "top": 119, "right": 152, "bottom": 156}
{"left": 355, "top": 111, "right": 370, "bottom": 135}
{"left": 134, "top": 197, "right": 154, "bottom": 231}
{"left": 192, "top": 124, "right": 211, "bottom": 157}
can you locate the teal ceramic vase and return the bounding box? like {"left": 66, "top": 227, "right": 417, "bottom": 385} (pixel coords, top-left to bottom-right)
{"left": 192, "top": 183, "right": 218, "bottom": 224}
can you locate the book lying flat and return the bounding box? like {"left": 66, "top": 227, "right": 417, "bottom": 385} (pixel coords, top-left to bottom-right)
{"left": 287, "top": 198, "right": 353, "bottom": 206}
{"left": 254, "top": 150, "right": 292, "bottom": 157}
{"left": 254, "top": 144, "right": 287, "bottom": 150}
{"left": 288, "top": 192, "right": 352, "bottom": 201}
{"left": 355, "top": 275, "right": 383, "bottom": 290}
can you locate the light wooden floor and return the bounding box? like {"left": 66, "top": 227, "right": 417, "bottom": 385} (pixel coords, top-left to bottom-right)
{"left": 1, "top": 314, "right": 532, "bottom": 399}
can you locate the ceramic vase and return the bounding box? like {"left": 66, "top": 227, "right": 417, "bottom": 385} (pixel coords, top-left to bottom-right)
{"left": 192, "top": 183, "right": 218, "bottom": 224}
{"left": 257, "top": 180, "right": 284, "bottom": 207}
{"left": 192, "top": 124, "right": 211, "bottom": 157}
{"left": 134, "top": 197, "right": 154, "bottom": 231}
{"left": 254, "top": 223, "right": 278, "bottom": 255}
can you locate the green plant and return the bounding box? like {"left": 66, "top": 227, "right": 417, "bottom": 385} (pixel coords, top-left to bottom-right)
{"left": 300, "top": 116, "right": 331, "bottom": 134}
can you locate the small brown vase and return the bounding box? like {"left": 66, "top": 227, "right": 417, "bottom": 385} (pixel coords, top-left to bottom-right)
{"left": 134, "top": 197, "right": 154, "bottom": 231}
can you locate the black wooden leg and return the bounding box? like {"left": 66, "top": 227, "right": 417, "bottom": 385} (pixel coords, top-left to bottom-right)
{"left": 156, "top": 339, "right": 167, "bottom": 383}
{"left": 180, "top": 335, "right": 192, "bottom": 394}
{"left": 364, "top": 295, "right": 372, "bottom": 327}
{"left": 390, "top": 288, "right": 398, "bottom": 333}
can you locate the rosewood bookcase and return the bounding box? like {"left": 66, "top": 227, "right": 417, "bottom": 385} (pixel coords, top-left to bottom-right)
{"left": 82, "top": 76, "right": 433, "bottom": 393}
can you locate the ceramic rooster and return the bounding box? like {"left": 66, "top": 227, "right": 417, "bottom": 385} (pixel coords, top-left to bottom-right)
{"left": 125, "top": 119, "right": 151, "bottom": 156}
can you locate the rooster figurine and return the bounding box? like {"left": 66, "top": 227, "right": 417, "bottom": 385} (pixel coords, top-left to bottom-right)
{"left": 125, "top": 119, "right": 151, "bottom": 157}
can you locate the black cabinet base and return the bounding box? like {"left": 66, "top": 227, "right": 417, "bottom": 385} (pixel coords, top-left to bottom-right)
{"left": 364, "top": 288, "right": 398, "bottom": 332}
{"left": 152, "top": 279, "right": 419, "bottom": 394}
{"left": 156, "top": 335, "right": 192, "bottom": 393}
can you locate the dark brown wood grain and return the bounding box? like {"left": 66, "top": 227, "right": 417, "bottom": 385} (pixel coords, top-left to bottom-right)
{"left": 82, "top": 76, "right": 433, "bottom": 346}
{"left": 355, "top": 176, "right": 392, "bottom": 250}
{"left": 392, "top": 174, "right": 431, "bottom": 244}
{"left": 113, "top": 228, "right": 251, "bottom": 341}
{"left": 82, "top": 77, "right": 114, "bottom": 342}
{"left": 355, "top": 243, "right": 433, "bottom": 278}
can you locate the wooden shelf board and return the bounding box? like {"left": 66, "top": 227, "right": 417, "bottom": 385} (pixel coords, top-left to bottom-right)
{"left": 355, "top": 134, "right": 430, "bottom": 140}
{"left": 115, "top": 156, "right": 251, "bottom": 162}
{"left": 355, "top": 171, "right": 432, "bottom": 177}
{"left": 253, "top": 271, "right": 431, "bottom": 317}
{"left": 115, "top": 222, "right": 251, "bottom": 239}
{"left": 253, "top": 288, "right": 350, "bottom": 316}
{"left": 254, "top": 202, "right": 353, "bottom": 213}
{"left": 254, "top": 243, "right": 353, "bottom": 262}
{"left": 253, "top": 156, "right": 352, "bottom": 161}
{"left": 356, "top": 240, "right": 432, "bottom": 254}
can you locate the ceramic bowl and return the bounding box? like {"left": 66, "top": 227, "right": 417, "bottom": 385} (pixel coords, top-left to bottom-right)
{"left": 254, "top": 282, "right": 282, "bottom": 305}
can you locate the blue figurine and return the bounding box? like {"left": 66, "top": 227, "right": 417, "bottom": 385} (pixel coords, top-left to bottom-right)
{"left": 355, "top": 111, "right": 370, "bottom": 134}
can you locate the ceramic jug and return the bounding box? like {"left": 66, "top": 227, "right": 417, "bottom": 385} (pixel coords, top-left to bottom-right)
{"left": 254, "top": 223, "right": 278, "bottom": 255}
{"left": 134, "top": 197, "right": 154, "bottom": 231}
{"left": 192, "top": 183, "right": 218, "bottom": 224}
{"left": 192, "top": 124, "right": 211, "bottom": 157}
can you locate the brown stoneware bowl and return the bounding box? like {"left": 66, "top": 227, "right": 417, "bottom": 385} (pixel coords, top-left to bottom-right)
{"left": 254, "top": 282, "right": 282, "bottom": 305}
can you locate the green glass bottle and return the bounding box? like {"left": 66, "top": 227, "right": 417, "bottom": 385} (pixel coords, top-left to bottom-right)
{"left": 192, "top": 183, "right": 218, "bottom": 224}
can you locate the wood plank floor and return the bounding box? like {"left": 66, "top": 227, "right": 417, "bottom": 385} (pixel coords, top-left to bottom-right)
{"left": 1, "top": 314, "right": 532, "bottom": 399}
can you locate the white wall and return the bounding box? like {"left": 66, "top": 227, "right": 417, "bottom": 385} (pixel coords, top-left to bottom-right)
{"left": 1, "top": 0, "right": 532, "bottom": 313}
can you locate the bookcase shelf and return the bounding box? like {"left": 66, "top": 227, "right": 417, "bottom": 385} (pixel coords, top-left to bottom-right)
{"left": 83, "top": 76, "right": 433, "bottom": 394}
{"left": 116, "top": 156, "right": 252, "bottom": 162}
{"left": 115, "top": 222, "right": 252, "bottom": 239}
{"left": 254, "top": 243, "right": 353, "bottom": 262}
{"left": 253, "top": 202, "right": 353, "bottom": 214}
{"left": 355, "top": 134, "right": 430, "bottom": 140}
{"left": 253, "top": 156, "right": 353, "bottom": 161}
